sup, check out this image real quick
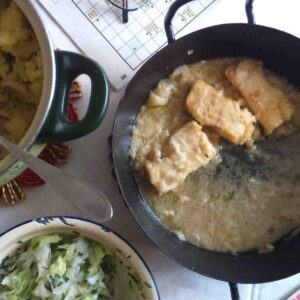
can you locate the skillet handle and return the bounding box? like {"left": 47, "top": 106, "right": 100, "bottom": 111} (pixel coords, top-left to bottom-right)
{"left": 229, "top": 282, "right": 241, "bottom": 300}
{"left": 246, "top": 0, "right": 255, "bottom": 24}
{"left": 164, "top": 0, "right": 194, "bottom": 44}
{"left": 165, "top": 0, "right": 256, "bottom": 44}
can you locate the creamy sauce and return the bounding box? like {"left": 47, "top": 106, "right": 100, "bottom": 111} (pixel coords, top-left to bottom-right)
{"left": 131, "top": 58, "right": 300, "bottom": 253}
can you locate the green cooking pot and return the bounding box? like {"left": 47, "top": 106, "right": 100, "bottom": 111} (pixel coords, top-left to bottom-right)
{"left": 0, "top": 0, "right": 109, "bottom": 186}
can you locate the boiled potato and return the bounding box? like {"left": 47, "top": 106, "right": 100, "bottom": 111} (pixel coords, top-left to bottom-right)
{"left": 5, "top": 110, "right": 28, "bottom": 141}
{"left": 0, "top": 1, "right": 43, "bottom": 158}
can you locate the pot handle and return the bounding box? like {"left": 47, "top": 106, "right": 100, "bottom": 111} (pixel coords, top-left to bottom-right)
{"left": 165, "top": 0, "right": 256, "bottom": 44}
{"left": 39, "top": 50, "right": 109, "bottom": 143}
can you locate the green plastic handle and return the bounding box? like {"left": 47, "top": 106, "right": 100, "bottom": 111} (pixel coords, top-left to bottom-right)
{"left": 39, "top": 51, "right": 109, "bottom": 142}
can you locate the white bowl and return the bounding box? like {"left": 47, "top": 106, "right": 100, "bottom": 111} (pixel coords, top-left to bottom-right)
{"left": 0, "top": 216, "right": 160, "bottom": 300}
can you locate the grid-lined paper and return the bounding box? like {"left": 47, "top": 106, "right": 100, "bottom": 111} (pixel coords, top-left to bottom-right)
{"left": 39, "top": 0, "right": 215, "bottom": 89}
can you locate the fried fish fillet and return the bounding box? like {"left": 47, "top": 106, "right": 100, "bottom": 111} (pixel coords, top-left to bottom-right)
{"left": 147, "top": 80, "right": 176, "bottom": 107}
{"left": 185, "top": 80, "right": 256, "bottom": 145}
{"left": 225, "top": 59, "right": 295, "bottom": 135}
{"left": 145, "top": 121, "right": 219, "bottom": 195}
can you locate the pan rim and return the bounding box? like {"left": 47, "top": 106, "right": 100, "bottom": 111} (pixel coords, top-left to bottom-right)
{"left": 112, "top": 22, "right": 300, "bottom": 284}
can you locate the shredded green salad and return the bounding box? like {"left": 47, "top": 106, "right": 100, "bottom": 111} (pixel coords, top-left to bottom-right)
{"left": 0, "top": 233, "right": 117, "bottom": 300}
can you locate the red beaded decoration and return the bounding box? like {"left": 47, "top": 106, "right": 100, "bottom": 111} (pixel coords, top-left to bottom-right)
{"left": 68, "top": 102, "right": 79, "bottom": 123}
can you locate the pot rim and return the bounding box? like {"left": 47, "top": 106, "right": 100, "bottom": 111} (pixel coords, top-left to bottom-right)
{"left": 0, "top": 0, "right": 55, "bottom": 174}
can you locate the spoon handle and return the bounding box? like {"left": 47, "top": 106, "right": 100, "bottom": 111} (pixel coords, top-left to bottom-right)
{"left": 0, "top": 137, "right": 113, "bottom": 222}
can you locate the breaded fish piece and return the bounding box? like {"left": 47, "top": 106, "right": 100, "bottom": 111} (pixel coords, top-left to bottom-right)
{"left": 185, "top": 80, "right": 256, "bottom": 145}
{"left": 145, "top": 121, "right": 218, "bottom": 195}
{"left": 225, "top": 60, "right": 295, "bottom": 135}
{"left": 147, "top": 80, "right": 176, "bottom": 107}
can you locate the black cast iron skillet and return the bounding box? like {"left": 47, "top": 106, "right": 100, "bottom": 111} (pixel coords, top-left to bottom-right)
{"left": 112, "top": 0, "right": 300, "bottom": 299}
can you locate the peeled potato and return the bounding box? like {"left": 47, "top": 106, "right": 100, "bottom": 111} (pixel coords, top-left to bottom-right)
{"left": 0, "top": 1, "right": 43, "bottom": 159}
{"left": 5, "top": 111, "right": 29, "bottom": 141}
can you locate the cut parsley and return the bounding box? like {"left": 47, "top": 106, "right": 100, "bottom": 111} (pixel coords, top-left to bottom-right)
{"left": 0, "top": 233, "right": 116, "bottom": 300}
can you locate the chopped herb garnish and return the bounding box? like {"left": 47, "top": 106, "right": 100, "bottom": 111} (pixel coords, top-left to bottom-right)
{"left": 44, "top": 281, "right": 52, "bottom": 292}
{"left": 129, "top": 280, "right": 133, "bottom": 290}
{"left": 223, "top": 191, "right": 235, "bottom": 202}
{"left": 128, "top": 272, "right": 139, "bottom": 284}
{"left": 269, "top": 227, "right": 275, "bottom": 234}
{"left": 91, "top": 289, "right": 98, "bottom": 294}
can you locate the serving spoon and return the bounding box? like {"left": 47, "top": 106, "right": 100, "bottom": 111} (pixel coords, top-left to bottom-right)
{"left": 0, "top": 136, "right": 113, "bottom": 223}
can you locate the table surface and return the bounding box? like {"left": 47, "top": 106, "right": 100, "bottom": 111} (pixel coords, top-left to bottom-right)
{"left": 1, "top": 0, "right": 300, "bottom": 299}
